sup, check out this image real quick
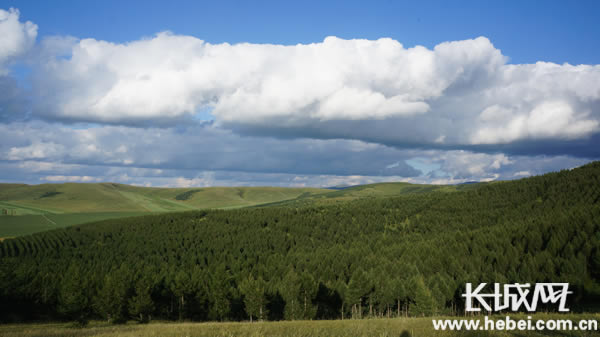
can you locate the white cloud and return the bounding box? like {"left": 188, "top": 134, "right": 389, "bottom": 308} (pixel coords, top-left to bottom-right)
{"left": 7, "top": 141, "right": 65, "bottom": 160}
{"left": 0, "top": 121, "right": 421, "bottom": 178}
{"left": 172, "top": 173, "right": 215, "bottom": 188}
{"left": 472, "top": 100, "right": 599, "bottom": 144}
{"left": 33, "top": 34, "right": 453, "bottom": 123}
{"left": 28, "top": 33, "right": 599, "bottom": 150}
{"left": 18, "top": 160, "right": 80, "bottom": 173}
{"left": 0, "top": 10, "right": 598, "bottom": 187}
{"left": 0, "top": 125, "right": 591, "bottom": 186}
{"left": 42, "top": 175, "right": 100, "bottom": 183}
{"left": 0, "top": 8, "right": 37, "bottom": 74}
{"left": 434, "top": 151, "right": 513, "bottom": 179}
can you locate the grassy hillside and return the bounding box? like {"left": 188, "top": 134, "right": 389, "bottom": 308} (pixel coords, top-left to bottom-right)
{"left": 254, "top": 181, "right": 485, "bottom": 207}
{"left": 0, "top": 183, "right": 330, "bottom": 237}
{"left": 1, "top": 162, "right": 598, "bottom": 324}
{"left": 0, "top": 181, "right": 483, "bottom": 214}
{"left": 0, "top": 180, "right": 484, "bottom": 237}
{"left": 0, "top": 212, "right": 146, "bottom": 238}
{"left": 0, "top": 183, "right": 330, "bottom": 213}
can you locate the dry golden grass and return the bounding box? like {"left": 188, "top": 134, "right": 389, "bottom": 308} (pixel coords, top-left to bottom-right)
{"left": 1, "top": 314, "right": 599, "bottom": 337}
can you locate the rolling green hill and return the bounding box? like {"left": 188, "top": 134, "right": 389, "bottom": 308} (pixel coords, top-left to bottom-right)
{"left": 253, "top": 181, "right": 485, "bottom": 207}
{"left": 0, "top": 183, "right": 330, "bottom": 213}
{"left": 0, "top": 180, "right": 485, "bottom": 237}
{"left": 0, "top": 183, "right": 328, "bottom": 237}
{"left": 1, "top": 162, "right": 599, "bottom": 324}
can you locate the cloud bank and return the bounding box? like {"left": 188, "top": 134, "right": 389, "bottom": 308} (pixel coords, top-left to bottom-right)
{"left": 29, "top": 33, "right": 600, "bottom": 154}
{"left": 0, "top": 8, "right": 598, "bottom": 186}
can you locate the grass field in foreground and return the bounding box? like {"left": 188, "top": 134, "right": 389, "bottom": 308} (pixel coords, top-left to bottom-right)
{"left": 1, "top": 314, "right": 599, "bottom": 337}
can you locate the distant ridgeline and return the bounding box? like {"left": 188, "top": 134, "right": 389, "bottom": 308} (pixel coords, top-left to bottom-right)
{"left": 0, "top": 162, "right": 599, "bottom": 323}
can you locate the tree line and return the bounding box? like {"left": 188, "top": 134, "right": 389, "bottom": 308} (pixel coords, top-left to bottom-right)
{"left": 1, "top": 162, "right": 599, "bottom": 324}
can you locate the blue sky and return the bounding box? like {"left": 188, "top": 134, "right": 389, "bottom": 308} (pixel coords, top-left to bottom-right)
{"left": 8, "top": 0, "right": 600, "bottom": 64}
{"left": 0, "top": 1, "right": 599, "bottom": 187}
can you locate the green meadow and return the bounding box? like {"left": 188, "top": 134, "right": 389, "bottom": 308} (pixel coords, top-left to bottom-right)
{"left": 0, "top": 212, "right": 146, "bottom": 237}
{"left": 255, "top": 181, "right": 484, "bottom": 208}
{"left": 0, "top": 181, "right": 477, "bottom": 238}
{"left": 0, "top": 183, "right": 331, "bottom": 213}
{"left": 1, "top": 164, "right": 599, "bottom": 336}
{"left": 0, "top": 183, "right": 330, "bottom": 237}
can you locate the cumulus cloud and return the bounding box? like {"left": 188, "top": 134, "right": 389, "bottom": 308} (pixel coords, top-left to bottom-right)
{"left": 0, "top": 9, "right": 36, "bottom": 122}
{"left": 27, "top": 32, "right": 599, "bottom": 156}
{"left": 0, "top": 8, "right": 37, "bottom": 73}
{"left": 0, "top": 120, "right": 591, "bottom": 187}
{"left": 434, "top": 151, "right": 513, "bottom": 180}
{"left": 0, "top": 121, "right": 422, "bottom": 178}
{"left": 7, "top": 141, "right": 66, "bottom": 160}
{"left": 32, "top": 34, "right": 451, "bottom": 124}
{"left": 172, "top": 173, "right": 215, "bottom": 188}
{"left": 42, "top": 175, "right": 100, "bottom": 183}
{"left": 413, "top": 151, "right": 590, "bottom": 183}
{"left": 17, "top": 160, "right": 81, "bottom": 173}
{"left": 0, "top": 9, "right": 598, "bottom": 187}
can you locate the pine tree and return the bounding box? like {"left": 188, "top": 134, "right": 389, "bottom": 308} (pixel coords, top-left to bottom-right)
{"left": 129, "top": 277, "right": 154, "bottom": 323}
{"left": 207, "top": 265, "right": 231, "bottom": 321}
{"left": 58, "top": 263, "right": 92, "bottom": 326}
{"left": 280, "top": 269, "right": 302, "bottom": 320}
{"left": 409, "top": 275, "right": 434, "bottom": 317}
{"left": 95, "top": 270, "right": 129, "bottom": 323}
{"left": 239, "top": 275, "right": 268, "bottom": 322}
{"left": 299, "top": 271, "right": 317, "bottom": 319}
{"left": 171, "top": 270, "right": 193, "bottom": 321}
{"left": 347, "top": 268, "right": 370, "bottom": 319}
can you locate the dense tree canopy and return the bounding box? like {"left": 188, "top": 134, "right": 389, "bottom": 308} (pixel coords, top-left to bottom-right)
{"left": 1, "top": 162, "right": 599, "bottom": 323}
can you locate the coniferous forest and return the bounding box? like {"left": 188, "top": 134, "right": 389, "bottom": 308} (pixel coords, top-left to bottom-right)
{"left": 1, "top": 162, "right": 599, "bottom": 324}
